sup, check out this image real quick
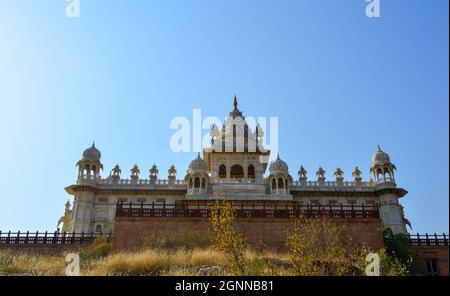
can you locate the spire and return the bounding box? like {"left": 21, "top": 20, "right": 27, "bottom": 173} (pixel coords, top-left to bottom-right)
{"left": 377, "top": 144, "right": 382, "bottom": 151}
{"left": 229, "top": 94, "right": 244, "bottom": 119}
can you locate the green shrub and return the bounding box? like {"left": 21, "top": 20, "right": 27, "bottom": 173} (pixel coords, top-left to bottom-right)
{"left": 79, "top": 237, "right": 112, "bottom": 262}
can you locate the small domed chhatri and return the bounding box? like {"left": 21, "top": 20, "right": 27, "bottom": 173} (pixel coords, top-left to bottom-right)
{"left": 149, "top": 164, "right": 159, "bottom": 176}
{"left": 76, "top": 142, "right": 103, "bottom": 179}
{"left": 267, "top": 153, "right": 292, "bottom": 195}
{"left": 370, "top": 145, "right": 397, "bottom": 183}
{"left": 185, "top": 153, "right": 209, "bottom": 194}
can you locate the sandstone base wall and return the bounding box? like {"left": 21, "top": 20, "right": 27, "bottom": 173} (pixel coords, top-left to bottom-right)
{"left": 113, "top": 217, "right": 385, "bottom": 251}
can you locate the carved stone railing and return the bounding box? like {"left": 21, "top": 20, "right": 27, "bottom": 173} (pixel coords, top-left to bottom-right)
{"left": 98, "top": 179, "right": 186, "bottom": 186}
{"left": 77, "top": 177, "right": 186, "bottom": 187}
{"left": 218, "top": 178, "right": 256, "bottom": 184}
{"left": 292, "top": 180, "right": 374, "bottom": 187}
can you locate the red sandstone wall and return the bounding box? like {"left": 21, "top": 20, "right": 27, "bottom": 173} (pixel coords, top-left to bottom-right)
{"left": 418, "top": 245, "right": 449, "bottom": 276}
{"left": 113, "top": 217, "right": 385, "bottom": 251}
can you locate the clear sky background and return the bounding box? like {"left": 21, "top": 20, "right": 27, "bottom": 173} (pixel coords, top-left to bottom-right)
{"left": 0, "top": 0, "right": 448, "bottom": 234}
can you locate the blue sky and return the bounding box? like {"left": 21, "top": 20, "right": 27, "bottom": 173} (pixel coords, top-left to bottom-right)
{"left": 0, "top": 0, "right": 448, "bottom": 234}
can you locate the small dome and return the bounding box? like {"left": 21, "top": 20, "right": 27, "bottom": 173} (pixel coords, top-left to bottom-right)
{"left": 269, "top": 153, "right": 289, "bottom": 175}
{"left": 82, "top": 142, "right": 101, "bottom": 161}
{"left": 187, "top": 153, "right": 207, "bottom": 173}
{"left": 372, "top": 145, "right": 391, "bottom": 166}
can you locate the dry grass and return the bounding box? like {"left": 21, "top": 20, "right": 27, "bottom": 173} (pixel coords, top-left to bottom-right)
{"left": 0, "top": 247, "right": 289, "bottom": 276}
{"left": 88, "top": 248, "right": 229, "bottom": 276}
{"left": 88, "top": 250, "right": 168, "bottom": 276}
{"left": 0, "top": 251, "right": 66, "bottom": 276}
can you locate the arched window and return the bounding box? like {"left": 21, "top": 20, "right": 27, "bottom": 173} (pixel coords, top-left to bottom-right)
{"left": 384, "top": 172, "right": 392, "bottom": 181}
{"left": 219, "top": 165, "right": 227, "bottom": 178}
{"left": 248, "top": 165, "right": 255, "bottom": 179}
{"left": 189, "top": 178, "right": 193, "bottom": 188}
{"left": 376, "top": 168, "right": 383, "bottom": 179}
{"left": 278, "top": 177, "right": 285, "bottom": 189}
{"left": 230, "top": 165, "right": 244, "bottom": 179}
{"left": 194, "top": 177, "right": 200, "bottom": 188}
{"left": 95, "top": 224, "right": 103, "bottom": 233}
{"left": 201, "top": 178, "right": 206, "bottom": 189}
{"left": 272, "top": 179, "right": 277, "bottom": 190}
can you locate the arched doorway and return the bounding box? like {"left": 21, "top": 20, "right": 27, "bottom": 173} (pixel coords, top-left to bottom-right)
{"left": 230, "top": 165, "right": 244, "bottom": 179}
{"left": 248, "top": 164, "right": 255, "bottom": 179}
{"left": 219, "top": 164, "right": 227, "bottom": 178}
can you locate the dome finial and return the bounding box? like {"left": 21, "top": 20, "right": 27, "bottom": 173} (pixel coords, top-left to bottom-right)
{"left": 233, "top": 94, "right": 238, "bottom": 110}
{"left": 92, "top": 141, "right": 96, "bottom": 148}
{"left": 377, "top": 144, "right": 381, "bottom": 151}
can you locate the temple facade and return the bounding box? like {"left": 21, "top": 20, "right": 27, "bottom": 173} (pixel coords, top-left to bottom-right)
{"left": 63, "top": 97, "right": 409, "bottom": 235}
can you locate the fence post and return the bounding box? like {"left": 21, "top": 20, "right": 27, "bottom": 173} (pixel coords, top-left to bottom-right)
{"left": 361, "top": 203, "right": 365, "bottom": 218}
{"left": 71, "top": 231, "right": 75, "bottom": 244}
{"left": 416, "top": 233, "right": 420, "bottom": 246}
{"left": 17, "top": 231, "right": 20, "bottom": 244}
{"left": 434, "top": 233, "right": 438, "bottom": 246}
{"left": 25, "top": 231, "right": 29, "bottom": 244}
{"left": 444, "top": 233, "right": 448, "bottom": 246}
{"left": 81, "top": 232, "right": 84, "bottom": 244}
{"left": 7, "top": 230, "right": 10, "bottom": 244}
{"left": 425, "top": 233, "right": 430, "bottom": 246}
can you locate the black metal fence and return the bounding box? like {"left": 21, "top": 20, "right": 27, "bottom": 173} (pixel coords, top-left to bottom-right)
{"left": 0, "top": 231, "right": 112, "bottom": 245}
{"left": 406, "top": 233, "right": 448, "bottom": 246}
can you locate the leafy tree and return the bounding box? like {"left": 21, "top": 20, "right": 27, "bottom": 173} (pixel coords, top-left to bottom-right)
{"left": 383, "top": 228, "right": 426, "bottom": 275}
{"left": 286, "top": 217, "right": 368, "bottom": 275}
{"left": 209, "top": 200, "right": 248, "bottom": 275}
